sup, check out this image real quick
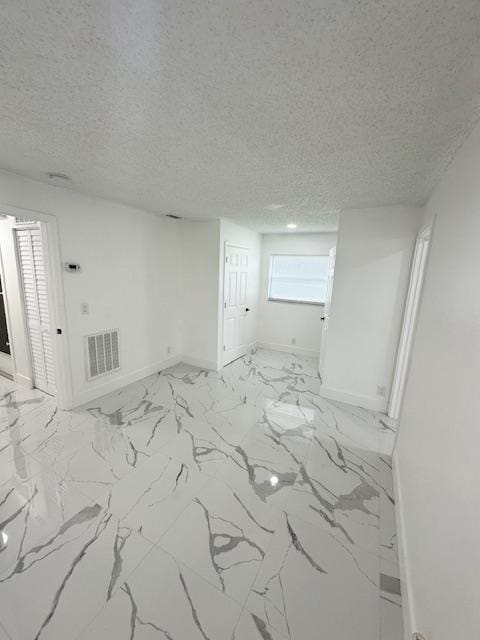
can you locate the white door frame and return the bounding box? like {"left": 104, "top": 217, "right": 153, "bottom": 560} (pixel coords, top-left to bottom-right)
{"left": 222, "top": 242, "right": 249, "bottom": 366}
{"left": 388, "top": 223, "right": 432, "bottom": 420}
{"left": 0, "top": 204, "right": 72, "bottom": 409}
{"left": 318, "top": 246, "right": 336, "bottom": 379}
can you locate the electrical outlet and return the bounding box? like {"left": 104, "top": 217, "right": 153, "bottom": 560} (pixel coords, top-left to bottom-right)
{"left": 376, "top": 385, "right": 386, "bottom": 397}
{"left": 81, "top": 302, "right": 89, "bottom": 315}
{"left": 291, "top": 337, "right": 297, "bottom": 345}
{"left": 167, "top": 346, "right": 171, "bottom": 355}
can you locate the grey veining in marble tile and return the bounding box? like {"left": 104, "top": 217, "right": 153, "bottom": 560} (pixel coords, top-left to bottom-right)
{"left": 246, "top": 513, "right": 379, "bottom": 640}
{"left": 0, "top": 401, "right": 93, "bottom": 469}
{"left": 105, "top": 451, "right": 210, "bottom": 543}
{"left": 0, "top": 468, "right": 98, "bottom": 573}
{"left": 50, "top": 423, "right": 159, "bottom": 501}
{"left": 0, "top": 500, "right": 152, "bottom": 640}
{"left": 233, "top": 608, "right": 288, "bottom": 640}
{"left": 0, "top": 348, "right": 402, "bottom": 639}
{"left": 379, "top": 455, "right": 399, "bottom": 565}
{"left": 217, "top": 433, "right": 300, "bottom": 519}
{"left": 78, "top": 545, "right": 242, "bottom": 640}
{"left": 160, "top": 416, "right": 236, "bottom": 475}
{"left": 160, "top": 476, "right": 281, "bottom": 604}
{"left": 283, "top": 433, "right": 380, "bottom": 552}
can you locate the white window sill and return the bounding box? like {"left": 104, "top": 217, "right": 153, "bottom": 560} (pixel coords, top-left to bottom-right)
{"left": 267, "top": 298, "right": 325, "bottom": 307}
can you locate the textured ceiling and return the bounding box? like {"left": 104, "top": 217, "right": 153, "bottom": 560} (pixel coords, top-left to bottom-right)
{"left": 1, "top": 1, "right": 480, "bottom": 232}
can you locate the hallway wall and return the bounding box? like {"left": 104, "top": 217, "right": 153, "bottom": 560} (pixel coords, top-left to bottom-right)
{"left": 321, "top": 206, "right": 420, "bottom": 411}
{"left": 395, "top": 122, "right": 480, "bottom": 638}
{"left": 180, "top": 219, "right": 221, "bottom": 370}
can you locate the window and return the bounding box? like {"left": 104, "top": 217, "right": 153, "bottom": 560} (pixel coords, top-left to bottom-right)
{"left": 268, "top": 254, "right": 329, "bottom": 304}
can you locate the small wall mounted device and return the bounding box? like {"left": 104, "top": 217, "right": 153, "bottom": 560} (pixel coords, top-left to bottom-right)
{"left": 65, "top": 262, "right": 81, "bottom": 273}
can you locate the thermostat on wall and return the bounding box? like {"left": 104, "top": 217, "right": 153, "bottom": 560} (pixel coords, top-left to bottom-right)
{"left": 65, "top": 262, "right": 81, "bottom": 272}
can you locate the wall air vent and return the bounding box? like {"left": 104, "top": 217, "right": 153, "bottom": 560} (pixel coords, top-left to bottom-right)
{"left": 86, "top": 330, "right": 120, "bottom": 380}
{"left": 15, "top": 217, "right": 38, "bottom": 226}
{"left": 165, "top": 214, "right": 182, "bottom": 220}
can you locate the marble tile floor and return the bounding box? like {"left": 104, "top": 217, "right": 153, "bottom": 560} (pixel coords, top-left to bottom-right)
{"left": 0, "top": 348, "right": 403, "bottom": 639}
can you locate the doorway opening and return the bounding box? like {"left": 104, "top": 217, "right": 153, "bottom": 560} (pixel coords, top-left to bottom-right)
{"left": 388, "top": 224, "right": 431, "bottom": 420}
{"left": 0, "top": 271, "right": 12, "bottom": 379}
{"left": 0, "top": 210, "right": 71, "bottom": 407}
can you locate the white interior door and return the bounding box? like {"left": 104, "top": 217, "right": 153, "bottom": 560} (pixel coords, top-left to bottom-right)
{"left": 388, "top": 226, "right": 431, "bottom": 420}
{"left": 319, "top": 246, "right": 336, "bottom": 378}
{"left": 223, "top": 244, "right": 249, "bottom": 365}
{"left": 16, "top": 227, "right": 56, "bottom": 395}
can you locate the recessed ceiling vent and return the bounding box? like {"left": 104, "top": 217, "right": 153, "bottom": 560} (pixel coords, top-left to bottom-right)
{"left": 86, "top": 330, "right": 120, "bottom": 380}
{"left": 46, "top": 172, "right": 70, "bottom": 182}
{"left": 165, "top": 214, "right": 182, "bottom": 220}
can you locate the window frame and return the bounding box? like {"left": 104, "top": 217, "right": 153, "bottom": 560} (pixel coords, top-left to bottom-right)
{"left": 267, "top": 253, "right": 328, "bottom": 306}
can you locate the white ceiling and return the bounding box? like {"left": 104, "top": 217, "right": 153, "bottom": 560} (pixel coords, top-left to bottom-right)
{"left": 1, "top": 1, "right": 480, "bottom": 233}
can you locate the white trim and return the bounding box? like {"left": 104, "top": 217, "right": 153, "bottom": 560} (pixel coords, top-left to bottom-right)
{"left": 181, "top": 355, "right": 218, "bottom": 371}
{"left": 388, "top": 223, "right": 432, "bottom": 420}
{"left": 15, "top": 372, "right": 32, "bottom": 388}
{"left": 256, "top": 341, "right": 319, "bottom": 359}
{"left": 319, "top": 384, "right": 387, "bottom": 412}
{"left": 71, "top": 355, "right": 181, "bottom": 407}
{"left": 392, "top": 449, "right": 415, "bottom": 640}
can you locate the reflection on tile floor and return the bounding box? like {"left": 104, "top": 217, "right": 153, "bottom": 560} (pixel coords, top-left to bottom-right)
{"left": 0, "top": 349, "right": 403, "bottom": 639}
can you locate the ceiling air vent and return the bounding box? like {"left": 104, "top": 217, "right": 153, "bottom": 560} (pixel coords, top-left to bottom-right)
{"left": 86, "top": 330, "right": 120, "bottom": 380}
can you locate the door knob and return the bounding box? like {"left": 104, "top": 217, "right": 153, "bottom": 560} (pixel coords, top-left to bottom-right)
{"left": 246, "top": 308, "right": 250, "bottom": 312}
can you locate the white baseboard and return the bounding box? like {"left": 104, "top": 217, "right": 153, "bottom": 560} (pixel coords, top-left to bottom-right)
{"left": 71, "top": 355, "right": 181, "bottom": 408}
{"left": 392, "top": 449, "right": 414, "bottom": 640}
{"left": 14, "top": 372, "right": 33, "bottom": 388}
{"left": 319, "top": 385, "right": 387, "bottom": 412}
{"left": 219, "top": 342, "right": 258, "bottom": 370}
{"left": 256, "top": 341, "right": 319, "bottom": 359}
{"left": 182, "top": 355, "right": 218, "bottom": 371}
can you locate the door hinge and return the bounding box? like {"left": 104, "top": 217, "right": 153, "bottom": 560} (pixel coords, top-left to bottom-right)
{"left": 224, "top": 301, "right": 226, "bottom": 308}
{"left": 56, "top": 328, "right": 62, "bottom": 335}
{"left": 225, "top": 256, "right": 228, "bottom": 263}
{"left": 223, "top": 345, "right": 226, "bottom": 351}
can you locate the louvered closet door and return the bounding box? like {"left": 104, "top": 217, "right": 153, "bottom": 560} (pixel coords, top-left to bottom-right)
{"left": 16, "top": 228, "right": 56, "bottom": 395}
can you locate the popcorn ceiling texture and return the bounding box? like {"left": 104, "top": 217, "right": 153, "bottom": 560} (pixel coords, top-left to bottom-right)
{"left": 0, "top": 0, "right": 480, "bottom": 232}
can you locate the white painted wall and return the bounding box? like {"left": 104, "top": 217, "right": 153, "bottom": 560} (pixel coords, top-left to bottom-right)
{"left": 395, "top": 123, "right": 480, "bottom": 639}
{"left": 218, "top": 219, "right": 261, "bottom": 367}
{"left": 321, "top": 206, "right": 420, "bottom": 411}
{"left": 258, "top": 233, "right": 337, "bottom": 356}
{"left": 180, "top": 219, "right": 221, "bottom": 370}
{"left": 0, "top": 169, "right": 182, "bottom": 407}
